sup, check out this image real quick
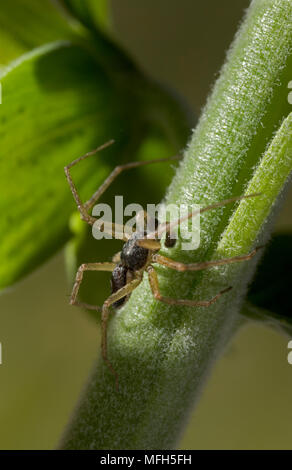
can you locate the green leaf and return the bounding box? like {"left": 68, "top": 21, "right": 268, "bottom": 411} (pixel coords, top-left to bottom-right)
{"left": 0, "top": 0, "right": 72, "bottom": 65}
{"left": 57, "top": 0, "right": 112, "bottom": 35}
{"left": 0, "top": 41, "right": 138, "bottom": 289}
{"left": 60, "top": 0, "right": 292, "bottom": 450}
{"left": 0, "top": 33, "right": 189, "bottom": 291}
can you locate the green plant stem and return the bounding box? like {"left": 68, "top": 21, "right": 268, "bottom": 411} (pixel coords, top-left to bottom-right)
{"left": 60, "top": 0, "right": 292, "bottom": 449}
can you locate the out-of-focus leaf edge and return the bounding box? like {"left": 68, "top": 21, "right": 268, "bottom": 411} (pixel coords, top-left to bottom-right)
{"left": 242, "top": 233, "right": 292, "bottom": 336}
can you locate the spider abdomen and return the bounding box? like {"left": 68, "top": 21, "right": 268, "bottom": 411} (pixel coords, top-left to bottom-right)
{"left": 110, "top": 264, "right": 128, "bottom": 308}
{"left": 111, "top": 263, "right": 137, "bottom": 308}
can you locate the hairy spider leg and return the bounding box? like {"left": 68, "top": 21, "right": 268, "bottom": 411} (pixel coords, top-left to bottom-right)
{"left": 65, "top": 141, "right": 182, "bottom": 240}
{"left": 69, "top": 261, "right": 132, "bottom": 389}
{"left": 101, "top": 278, "right": 142, "bottom": 390}
{"left": 152, "top": 246, "right": 263, "bottom": 272}
{"left": 64, "top": 140, "right": 127, "bottom": 240}
{"left": 141, "top": 193, "right": 262, "bottom": 242}
{"left": 83, "top": 154, "right": 182, "bottom": 211}
{"left": 70, "top": 262, "right": 115, "bottom": 311}
{"left": 147, "top": 265, "right": 232, "bottom": 306}
{"left": 112, "top": 251, "right": 121, "bottom": 263}
{"left": 83, "top": 153, "right": 182, "bottom": 240}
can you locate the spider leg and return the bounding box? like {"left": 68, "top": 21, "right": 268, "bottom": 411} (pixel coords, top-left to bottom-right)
{"left": 83, "top": 153, "right": 182, "bottom": 212}
{"left": 152, "top": 246, "right": 263, "bottom": 272}
{"left": 83, "top": 154, "right": 181, "bottom": 239}
{"left": 135, "top": 209, "right": 160, "bottom": 234}
{"left": 101, "top": 277, "right": 142, "bottom": 390}
{"left": 147, "top": 265, "right": 231, "bottom": 307}
{"left": 64, "top": 141, "right": 127, "bottom": 239}
{"left": 70, "top": 262, "right": 115, "bottom": 311}
{"left": 64, "top": 140, "right": 114, "bottom": 225}
{"left": 112, "top": 251, "right": 121, "bottom": 263}
{"left": 137, "top": 239, "right": 161, "bottom": 250}
{"left": 144, "top": 193, "right": 261, "bottom": 240}
{"left": 65, "top": 143, "right": 181, "bottom": 239}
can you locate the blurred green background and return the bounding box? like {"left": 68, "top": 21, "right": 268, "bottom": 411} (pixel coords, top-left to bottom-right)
{"left": 1, "top": 0, "right": 292, "bottom": 449}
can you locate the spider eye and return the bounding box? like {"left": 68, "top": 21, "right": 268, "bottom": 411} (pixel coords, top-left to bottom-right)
{"left": 164, "top": 231, "right": 176, "bottom": 248}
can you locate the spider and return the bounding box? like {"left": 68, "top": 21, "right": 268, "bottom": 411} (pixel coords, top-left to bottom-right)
{"left": 65, "top": 140, "right": 261, "bottom": 389}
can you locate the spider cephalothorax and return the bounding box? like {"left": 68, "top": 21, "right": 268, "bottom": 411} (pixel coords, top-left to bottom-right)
{"left": 120, "top": 231, "right": 150, "bottom": 270}
{"left": 65, "top": 140, "right": 261, "bottom": 390}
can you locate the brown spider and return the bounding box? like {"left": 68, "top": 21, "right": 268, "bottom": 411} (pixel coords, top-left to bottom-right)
{"left": 65, "top": 140, "right": 261, "bottom": 389}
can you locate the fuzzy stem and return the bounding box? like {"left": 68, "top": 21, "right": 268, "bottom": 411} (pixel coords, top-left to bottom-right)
{"left": 60, "top": 0, "right": 292, "bottom": 450}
